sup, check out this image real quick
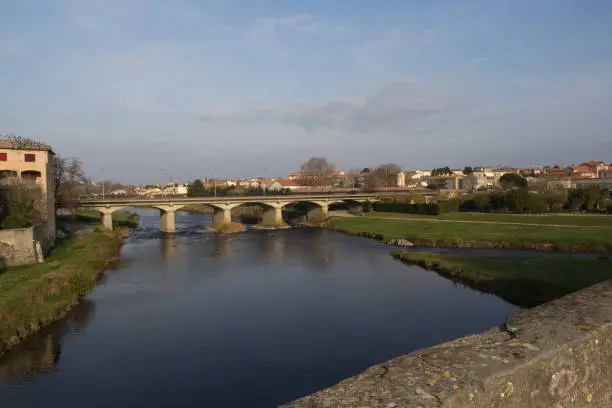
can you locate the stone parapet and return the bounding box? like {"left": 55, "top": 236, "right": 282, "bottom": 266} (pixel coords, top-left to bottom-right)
{"left": 282, "top": 280, "right": 612, "bottom": 407}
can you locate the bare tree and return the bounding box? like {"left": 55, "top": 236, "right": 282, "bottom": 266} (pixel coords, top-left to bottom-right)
{"left": 344, "top": 167, "right": 364, "bottom": 188}
{"left": 365, "top": 163, "right": 402, "bottom": 190}
{"left": 298, "top": 157, "right": 336, "bottom": 187}
{"left": 55, "top": 156, "right": 87, "bottom": 211}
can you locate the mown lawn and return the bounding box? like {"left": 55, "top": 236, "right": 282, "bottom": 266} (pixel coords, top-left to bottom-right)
{"left": 329, "top": 217, "right": 612, "bottom": 252}
{"left": 362, "top": 211, "right": 612, "bottom": 227}
{"left": 0, "top": 229, "right": 124, "bottom": 353}
{"left": 392, "top": 251, "right": 612, "bottom": 308}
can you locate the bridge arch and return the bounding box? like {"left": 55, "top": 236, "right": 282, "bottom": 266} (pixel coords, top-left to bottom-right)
{"left": 74, "top": 191, "right": 392, "bottom": 232}
{"left": 281, "top": 200, "right": 329, "bottom": 223}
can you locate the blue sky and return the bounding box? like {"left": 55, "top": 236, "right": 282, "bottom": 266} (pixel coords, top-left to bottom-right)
{"left": 1, "top": 0, "right": 611, "bottom": 183}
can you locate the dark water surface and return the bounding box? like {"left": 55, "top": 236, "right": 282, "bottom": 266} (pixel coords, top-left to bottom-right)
{"left": 0, "top": 209, "right": 520, "bottom": 407}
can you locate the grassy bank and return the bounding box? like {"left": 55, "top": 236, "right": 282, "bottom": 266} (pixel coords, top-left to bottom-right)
{"left": 179, "top": 204, "right": 213, "bottom": 213}
{"left": 362, "top": 211, "right": 612, "bottom": 227}
{"left": 328, "top": 216, "right": 612, "bottom": 252}
{"left": 74, "top": 209, "right": 139, "bottom": 228}
{"left": 207, "top": 222, "right": 246, "bottom": 233}
{"left": 392, "top": 251, "right": 612, "bottom": 308}
{"left": 0, "top": 228, "right": 125, "bottom": 356}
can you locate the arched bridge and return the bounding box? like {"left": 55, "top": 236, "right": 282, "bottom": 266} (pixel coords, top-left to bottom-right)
{"left": 75, "top": 193, "right": 395, "bottom": 232}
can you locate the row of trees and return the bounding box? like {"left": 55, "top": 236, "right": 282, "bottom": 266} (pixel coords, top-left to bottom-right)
{"left": 461, "top": 186, "right": 609, "bottom": 213}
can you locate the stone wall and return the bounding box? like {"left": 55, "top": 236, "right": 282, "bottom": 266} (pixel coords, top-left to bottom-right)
{"left": 0, "top": 227, "right": 37, "bottom": 267}
{"left": 282, "top": 280, "right": 612, "bottom": 408}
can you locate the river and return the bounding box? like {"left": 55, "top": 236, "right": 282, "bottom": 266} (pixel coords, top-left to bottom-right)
{"left": 0, "top": 209, "right": 521, "bottom": 407}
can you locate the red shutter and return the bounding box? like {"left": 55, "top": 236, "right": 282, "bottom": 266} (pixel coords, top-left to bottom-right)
{"left": 25, "top": 154, "right": 36, "bottom": 162}
{"left": 0, "top": 153, "right": 6, "bottom": 161}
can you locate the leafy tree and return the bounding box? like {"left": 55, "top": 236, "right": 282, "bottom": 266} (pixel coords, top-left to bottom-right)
{"left": 0, "top": 184, "right": 44, "bottom": 228}
{"left": 187, "top": 179, "right": 206, "bottom": 197}
{"left": 463, "top": 166, "right": 473, "bottom": 175}
{"left": 499, "top": 173, "right": 528, "bottom": 189}
{"left": 431, "top": 167, "right": 453, "bottom": 176}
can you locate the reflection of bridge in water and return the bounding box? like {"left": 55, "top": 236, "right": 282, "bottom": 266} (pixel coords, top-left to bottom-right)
{"left": 75, "top": 193, "right": 402, "bottom": 232}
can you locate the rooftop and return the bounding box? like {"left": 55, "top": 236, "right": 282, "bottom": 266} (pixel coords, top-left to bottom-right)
{"left": 0, "top": 135, "right": 54, "bottom": 153}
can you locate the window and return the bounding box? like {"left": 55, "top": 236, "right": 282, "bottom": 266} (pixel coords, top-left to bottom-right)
{"left": 24, "top": 154, "right": 35, "bottom": 162}
{"left": 0, "top": 153, "right": 6, "bottom": 161}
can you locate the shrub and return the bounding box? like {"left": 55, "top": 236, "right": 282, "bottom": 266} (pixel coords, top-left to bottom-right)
{"left": 372, "top": 202, "right": 458, "bottom": 215}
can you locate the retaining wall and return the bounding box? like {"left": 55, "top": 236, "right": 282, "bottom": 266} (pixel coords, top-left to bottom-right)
{"left": 0, "top": 227, "right": 37, "bottom": 267}
{"left": 283, "top": 279, "right": 612, "bottom": 407}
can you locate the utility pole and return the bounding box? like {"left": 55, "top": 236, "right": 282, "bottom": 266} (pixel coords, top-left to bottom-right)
{"left": 160, "top": 168, "right": 165, "bottom": 197}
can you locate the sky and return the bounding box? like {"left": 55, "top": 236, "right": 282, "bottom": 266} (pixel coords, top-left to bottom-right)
{"left": 1, "top": 0, "right": 612, "bottom": 183}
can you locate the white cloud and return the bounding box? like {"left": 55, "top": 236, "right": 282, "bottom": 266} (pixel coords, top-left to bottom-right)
{"left": 199, "top": 80, "right": 456, "bottom": 133}
{"left": 252, "top": 14, "right": 347, "bottom": 36}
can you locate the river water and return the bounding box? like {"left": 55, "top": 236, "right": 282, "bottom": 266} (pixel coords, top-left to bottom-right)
{"left": 0, "top": 209, "right": 520, "bottom": 407}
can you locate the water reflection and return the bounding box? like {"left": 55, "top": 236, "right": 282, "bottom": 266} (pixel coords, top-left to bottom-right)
{"left": 208, "top": 234, "right": 231, "bottom": 259}
{"left": 0, "top": 299, "right": 94, "bottom": 382}
{"left": 0, "top": 210, "right": 522, "bottom": 408}
{"left": 160, "top": 234, "right": 177, "bottom": 263}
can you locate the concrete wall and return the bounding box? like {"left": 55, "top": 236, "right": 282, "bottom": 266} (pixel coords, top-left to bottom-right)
{"left": 283, "top": 280, "right": 612, "bottom": 408}
{"left": 0, "top": 227, "right": 37, "bottom": 267}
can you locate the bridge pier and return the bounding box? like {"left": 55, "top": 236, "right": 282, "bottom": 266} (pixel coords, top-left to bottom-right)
{"left": 260, "top": 205, "right": 283, "bottom": 228}
{"left": 160, "top": 208, "right": 176, "bottom": 233}
{"left": 307, "top": 202, "right": 329, "bottom": 223}
{"left": 212, "top": 205, "right": 234, "bottom": 227}
{"left": 99, "top": 209, "right": 113, "bottom": 231}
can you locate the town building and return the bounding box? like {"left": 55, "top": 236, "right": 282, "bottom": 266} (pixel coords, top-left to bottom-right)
{"left": 288, "top": 171, "right": 346, "bottom": 187}
{"left": 0, "top": 138, "right": 56, "bottom": 244}
{"left": 276, "top": 178, "right": 302, "bottom": 191}
{"left": 425, "top": 175, "right": 464, "bottom": 190}
{"left": 546, "top": 167, "right": 568, "bottom": 178}
{"left": 0, "top": 137, "right": 56, "bottom": 264}
{"left": 569, "top": 165, "right": 598, "bottom": 178}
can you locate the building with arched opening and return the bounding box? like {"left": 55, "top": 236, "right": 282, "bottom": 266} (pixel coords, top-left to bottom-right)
{"left": 0, "top": 137, "right": 56, "bottom": 252}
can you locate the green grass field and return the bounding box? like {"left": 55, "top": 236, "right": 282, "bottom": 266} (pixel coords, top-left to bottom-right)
{"left": 392, "top": 251, "right": 612, "bottom": 307}
{"left": 361, "top": 211, "right": 612, "bottom": 227}
{"left": 329, "top": 216, "right": 612, "bottom": 252}
{"left": 0, "top": 229, "right": 124, "bottom": 353}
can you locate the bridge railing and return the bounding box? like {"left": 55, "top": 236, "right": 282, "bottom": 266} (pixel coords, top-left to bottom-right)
{"left": 74, "top": 189, "right": 414, "bottom": 202}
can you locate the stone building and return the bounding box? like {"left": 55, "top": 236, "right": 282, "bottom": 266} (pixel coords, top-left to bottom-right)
{"left": 0, "top": 137, "right": 56, "bottom": 254}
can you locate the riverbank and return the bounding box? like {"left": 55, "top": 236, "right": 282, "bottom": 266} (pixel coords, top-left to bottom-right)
{"left": 207, "top": 222, "right": 246, "bottom": 233}
{"left": 327, "top": 214, "right": 612, "bottom": 252}
{"left": 0, "top": 228, "right": 125, "bottom": 357}
{"left": 71, "top": 209, "right": 140, "bottom": 228}
{"left": 392, "top": 251, "right": 612, "bottom": 308}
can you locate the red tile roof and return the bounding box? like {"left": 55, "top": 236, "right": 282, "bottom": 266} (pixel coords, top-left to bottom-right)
{"left": 570, "top": 165, "right": 595, "bottom": 173}
{"left": 277, "top": 178, "right": 297, "bottom": 187}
